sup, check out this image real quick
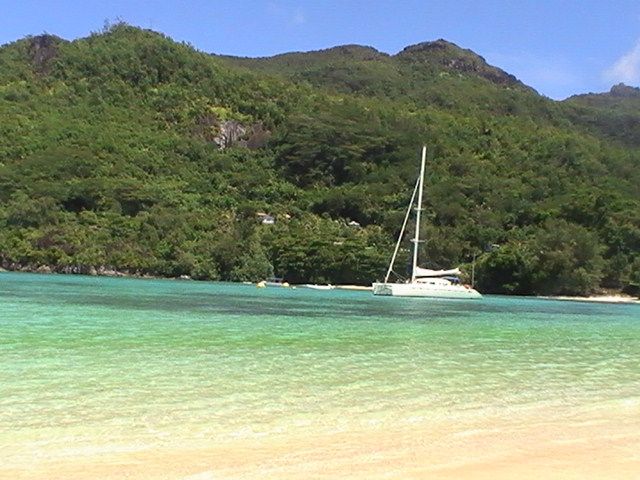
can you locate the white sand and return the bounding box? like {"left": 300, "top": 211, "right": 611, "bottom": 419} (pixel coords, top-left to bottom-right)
{"left": 544, "top": 295, "right": 640, "bottom": 304}
{"left": 4, "top": 405, "right": 639, "bottom": 480}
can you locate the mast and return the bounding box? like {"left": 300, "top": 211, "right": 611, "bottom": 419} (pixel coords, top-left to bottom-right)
{"left": 383, "top": 176, "right": 420, "bottom": 283}
{"left": 411, "top": 146, "right": 427, "bottom": 283}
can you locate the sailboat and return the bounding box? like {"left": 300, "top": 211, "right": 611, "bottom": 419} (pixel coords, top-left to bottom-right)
{"left": 372, "top": 146, "right": 482, "bottom": 299}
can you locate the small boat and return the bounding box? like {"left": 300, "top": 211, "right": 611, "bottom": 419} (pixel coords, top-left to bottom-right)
{"left": 302, "top": 284, "right": 335, "bottom": 290}
{"left": 372, "top": 146, "right": 481, "bottom": 299}
{"left": 262, "top": 277, "right": 290, "bottom": 287}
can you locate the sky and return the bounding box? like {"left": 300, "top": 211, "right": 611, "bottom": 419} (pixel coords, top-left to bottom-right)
{"left": 1, "top": 0, "right": 640, "bottom": 100}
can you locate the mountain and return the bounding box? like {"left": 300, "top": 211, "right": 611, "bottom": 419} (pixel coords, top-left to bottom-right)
{"left": 395, "top": 40, "right": 525, "bottom": 88}
{"left": 222, "top": 39, "right": 550, "bottom": 118}
{"left": 563, "top": 83, "right": 640, "bottom": 147}
{"left": 0, "top": 24, "right": 639, "bottom": 295}
{"left": 225, "top": 39, "right": 527, "bottom": 91}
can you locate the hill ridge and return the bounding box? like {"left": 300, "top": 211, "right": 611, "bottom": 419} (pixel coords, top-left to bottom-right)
{"left": 0, "top": 24, "right": 639, "bottom": 295}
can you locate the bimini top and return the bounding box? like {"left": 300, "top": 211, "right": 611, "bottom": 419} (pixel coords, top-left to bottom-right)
{"left": 414, "top": 267, "right": 461, "bottom": 278}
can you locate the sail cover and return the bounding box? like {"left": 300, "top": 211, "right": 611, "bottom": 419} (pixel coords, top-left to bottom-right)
{"left": 414, "top": 267, "right": 461, "bottom": 278}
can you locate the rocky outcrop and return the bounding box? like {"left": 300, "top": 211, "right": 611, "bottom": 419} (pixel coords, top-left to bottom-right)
{"left": 396, "top": 39, "right": 525, "bottom": 88}
{"left": 28, "top": 34, "right": 62, "bottom": 75}
{"left": 194, "top": 115, "right": 271, "bottom": 149}
{"left": 565, "top": 83, "right": 640, "bottom": 102}
{"left": 213, "top": 120, "right": 247, "bottom": 149}
{"left": 609, "top": 83, "right": 640, "bottom": 98}
{"left": 0, "top": 260, "right": 152, "bottom": 278}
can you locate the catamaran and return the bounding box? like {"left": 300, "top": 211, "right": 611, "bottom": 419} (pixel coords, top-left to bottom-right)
{"left": 372, "top": 146, "right": 482, "bottom": 299}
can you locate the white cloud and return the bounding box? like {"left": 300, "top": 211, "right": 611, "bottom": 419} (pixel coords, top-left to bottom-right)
{"left": 292, "top": 9, "right": 306, "bottom": 25}
{"left": 267, "top": 2, "right": 305, "bottom": 26}
{"left": 604, "top": 40, "right": 640, "bottom": 84}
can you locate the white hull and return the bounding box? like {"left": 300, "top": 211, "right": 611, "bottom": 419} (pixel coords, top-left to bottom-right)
{"left": 302, "top": 284, "right": 335, "bottom": 290}
{"left": 372, "top": 282, "right": 482, "bottom": 299}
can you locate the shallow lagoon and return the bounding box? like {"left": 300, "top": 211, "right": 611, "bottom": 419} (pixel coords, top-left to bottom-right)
{"left": 2, "top": 272, "right": 639, "bottom": 478}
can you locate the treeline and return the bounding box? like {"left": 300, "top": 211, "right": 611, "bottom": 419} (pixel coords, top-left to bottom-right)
{"left": 0, "top": 24, "right": 639, "bottom": 295}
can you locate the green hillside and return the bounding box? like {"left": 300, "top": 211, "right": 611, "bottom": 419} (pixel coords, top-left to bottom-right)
{"left": 564, "top": 83, "right": 640, "bottom": 147}
{"left": 224, "top": 39, "right": 556, "bottom": 119}
{"left": 1, "top": 24, "right": 639, "bottom": 295}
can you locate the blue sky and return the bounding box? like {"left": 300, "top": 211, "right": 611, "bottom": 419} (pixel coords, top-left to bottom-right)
{"left": 1, "top": 0, "right": 639, "bottom": 99}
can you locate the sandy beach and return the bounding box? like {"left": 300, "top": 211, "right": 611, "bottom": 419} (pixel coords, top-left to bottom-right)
{"left": 3, "top": 402, "right": 639, "bottom": 480}
{"left": 543, "top": 295, "right": 640, "bottom": 304}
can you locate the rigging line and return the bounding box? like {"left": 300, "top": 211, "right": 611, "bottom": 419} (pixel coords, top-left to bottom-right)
{"left": 390, "top": 270, "right": 407, "bottom": 282}
{"left": 384, "top": 175, "right": 421, "bottom": 283}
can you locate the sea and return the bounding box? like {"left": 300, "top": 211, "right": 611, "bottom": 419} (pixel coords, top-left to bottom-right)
{"left": 1, "top": 272, "right": 639, "bottom": 479}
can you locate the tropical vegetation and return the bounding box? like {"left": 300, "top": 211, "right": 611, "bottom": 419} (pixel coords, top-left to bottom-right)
{"left": 1, "top": 23, "right": 639, "bottom": 296}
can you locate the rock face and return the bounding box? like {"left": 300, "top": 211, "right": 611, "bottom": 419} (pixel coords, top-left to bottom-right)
{"left": 214, "top": 120, "right": 247, "bottom": 149}
{"left": 609, "top": 83, "right": 640, "bottom": 98}
{"left": 194, "top": 115, "right": 271, "bottom": 150}
{"left": 395, "top": 39, "right": 524, "bottom": 88}
{"left": 565, "top": 83, "right": 640, "bottom": 103}
{"left": 28, "top": 34, "right": 61, "bottom": 74}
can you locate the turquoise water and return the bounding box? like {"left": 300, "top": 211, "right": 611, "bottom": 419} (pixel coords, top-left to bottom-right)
{"left": 1, "top": 272, "right": 640, "bottom": 465}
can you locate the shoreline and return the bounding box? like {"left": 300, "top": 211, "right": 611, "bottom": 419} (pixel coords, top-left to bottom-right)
{"left": 334, "top": 284, "right": 372, "bottom": 291}
{"left": 541, "top": 294, "right": 640, "bottom": 304}
{"left": 1, "top": 267, "right": 638, "bottom": 302}
{"left": 0, "top": 263, "right": 187, "bottom": 280}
